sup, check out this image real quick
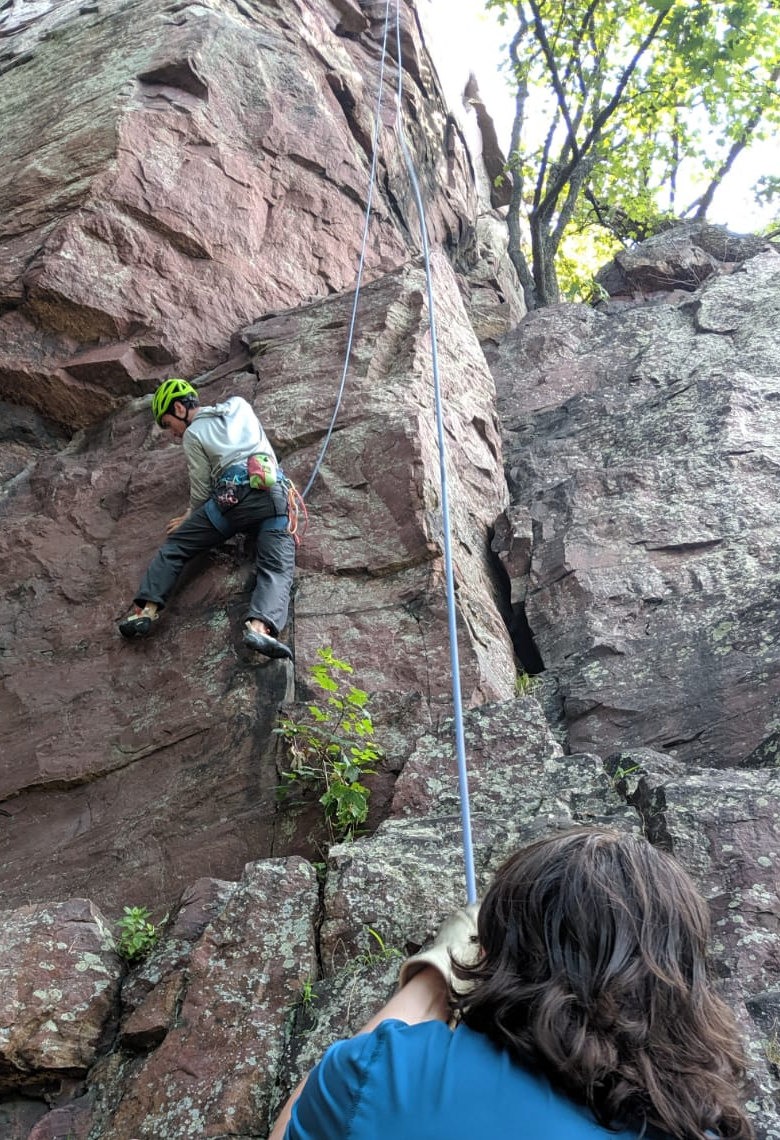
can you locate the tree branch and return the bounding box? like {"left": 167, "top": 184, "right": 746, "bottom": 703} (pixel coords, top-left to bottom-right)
{"left": 688, "top": 62, "right": 780, "bottom": 219}
{"left": 538, "top": 2, "right": 673, "bottom": 221}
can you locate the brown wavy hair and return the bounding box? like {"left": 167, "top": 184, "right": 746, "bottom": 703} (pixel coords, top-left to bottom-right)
{"left": 454, "top": 828, "right": 753, "bottom": 1140}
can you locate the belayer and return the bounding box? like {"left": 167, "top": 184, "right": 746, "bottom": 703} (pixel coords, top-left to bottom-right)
{"left": 118, "top": 378, "right": 295, "bottom": 660}
{"left": 269, "top": 827, "right": 753, "bottom": 1140}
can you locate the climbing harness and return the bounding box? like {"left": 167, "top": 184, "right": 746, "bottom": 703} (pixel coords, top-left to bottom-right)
{"left": 205, "top": 459, "right": 307, "bottom": 545}
{"left": 300, "top": 0, "right": 478, "bottom": 903}
{"left": 201, "top": 435, "right": 307, "bottom": 545}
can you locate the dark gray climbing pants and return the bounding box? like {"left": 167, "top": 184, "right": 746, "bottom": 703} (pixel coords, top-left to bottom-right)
{"left": 134, "top": 483, "right": 294, "bottom": 636}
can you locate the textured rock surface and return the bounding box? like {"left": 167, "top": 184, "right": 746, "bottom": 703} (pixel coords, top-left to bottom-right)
{"left": 290, "top": 707, "right": 778, "bottom": 1138}
{"left": 493, "top": 246, "right": 780, "bottom": 768}
{"left": 0, "top": 0, "right": 490, "bottom": 429}
{"left": 0, "top": 253, "right": 515, "bottom": 917}
{"left": 595, "top": 221, "right": 770, "bottom": 299}
{"left": 88, "top": 857, "right": 318, "bottom": 1140}
{"left": 4, "top": 712, "right": 777, "bottom": 1138}
{"left": 246, "top": 251, "right": 516, "bottom": 707}
{"left": 0, "top": 899, "right": 121, "bottom": 1086}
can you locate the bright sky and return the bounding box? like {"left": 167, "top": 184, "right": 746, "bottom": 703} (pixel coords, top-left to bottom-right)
{"left": 422, "top": 0, "right": 779, "bottom": 233}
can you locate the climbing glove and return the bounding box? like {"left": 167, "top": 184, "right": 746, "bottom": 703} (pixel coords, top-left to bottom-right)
{"left": 398, "top": 903, "right": 480, "bottom": 994}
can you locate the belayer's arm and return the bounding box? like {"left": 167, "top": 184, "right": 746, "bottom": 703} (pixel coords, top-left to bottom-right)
{"left": 267, "top": 965, "right": 448, "bottom": 1140}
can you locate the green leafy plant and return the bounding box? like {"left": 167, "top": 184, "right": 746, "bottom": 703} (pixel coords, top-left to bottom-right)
{"left": 115, "top": 905, "right": 161, "bottom": 963}
{"left": 612, "top": 762, "right": 640, "bottom": 783}
{"left": 346, "top": 926, "right": 403, "bottom": 972}
{"left": 358, "top": 926, "right": 402, "bottom": 966}
{"left": 277, "top": 648, "right": 383, "bottom": 842}
{"left": 514, "top": 670, "right": 538, "bottom": 697}
{"left": 299, "top": 975, "right": 318, "bottom": 1008}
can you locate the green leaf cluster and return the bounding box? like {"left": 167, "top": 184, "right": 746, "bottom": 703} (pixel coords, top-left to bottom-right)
{"left": 346, "top": 926, "right": 403, "bottom": 971}
{"left": 488, "top": 0, "right": 780, "bottom": 307}
{"left": 115, "top": 905, "right": 160, "bottom": 963}
{"left": 276, "top": 648, "right": 382, "bottom": 842}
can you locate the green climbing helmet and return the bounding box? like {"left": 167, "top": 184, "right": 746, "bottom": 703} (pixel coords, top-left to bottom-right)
{"left": 151, "top": 378, "right": 199, "bottom": 426}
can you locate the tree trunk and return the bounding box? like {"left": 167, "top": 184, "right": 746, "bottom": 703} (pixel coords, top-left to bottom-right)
{"left": 507, "top": 174, "right": 538, "bottom": 311}
{"left": 530, "top": 219, "right": 560, "bottom": 307}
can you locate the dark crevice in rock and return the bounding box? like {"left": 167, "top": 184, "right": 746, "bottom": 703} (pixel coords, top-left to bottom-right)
{"left": 660, "top": 731, "right": 703, "bottom": 751}
{"left": 632, "top": 538, "right": 724, "bottom": 555}
{"left": 137, "top": 59, "right": 209, "bottom": 100}
{"left": 325, "top": 72, "right": 373, "bottom": 164}
{"left": 284, "top": 151, "right": 368, "bottom": 211}
{"left": 741, "top": 732, "right": 780, "bottom": 769}
{"left": 511, "top": 606, "right": 545, "bottom": 675}
{"left": 114, "top": 202, "right": 213, "bottom": 261}
{"left": 330, "top": 0, "right": 370, "bottom": 38}
{"left": 604, "top": 755, "right": 674, "bottom": 852}
{"left": 381, "top": 168, "right": 412, "bottom": 239}
{"left": 487, "top": 524, "right": 544, "bottom": 675}
{"left": 0, "top": 400, "right": 71, "bottom": 448}
{"left": 0, "top": 51, "right": 33, "bottom": 78}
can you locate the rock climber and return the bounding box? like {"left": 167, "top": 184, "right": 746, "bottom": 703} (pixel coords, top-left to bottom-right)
{"left": 269, "top": 827, "right": 753, "bottom": 1140}
{"left": 118, "top": 378, "right": 295, "bottom": 660}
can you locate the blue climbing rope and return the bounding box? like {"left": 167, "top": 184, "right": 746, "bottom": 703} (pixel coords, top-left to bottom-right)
{"left": 393, "top": 1, "right": 477, "bottom": 906}
{"left": 300, "top": 0, "right": 392, "bottom": 501}
{"left": 301, "top": 0, "right": 478, "bottom": 905}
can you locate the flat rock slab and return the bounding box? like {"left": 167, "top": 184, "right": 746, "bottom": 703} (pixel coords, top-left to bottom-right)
{"left": 0, "top": 898, "right": 121, "bottom": 1082}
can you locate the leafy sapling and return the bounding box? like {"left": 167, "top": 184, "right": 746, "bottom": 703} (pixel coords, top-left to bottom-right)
{"left": 276, "top": 648, "right": 383, "bottom": 842}
{"left": 115, "top": 905, "right": 161, "bottom": 963}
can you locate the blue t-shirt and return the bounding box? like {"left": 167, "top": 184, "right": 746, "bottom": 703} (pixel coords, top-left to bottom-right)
{"left": 285, "top": 1019, "right": 647, "bottom": 1140}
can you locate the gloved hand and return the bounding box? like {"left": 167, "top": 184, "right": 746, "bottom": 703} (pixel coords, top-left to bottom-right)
{"left": 398, "top": 903, "right": 480, "bottom": 993}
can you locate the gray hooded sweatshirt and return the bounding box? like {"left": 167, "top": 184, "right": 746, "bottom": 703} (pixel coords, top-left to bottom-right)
{"left": 183, "top": 396, "right": 276, "bottom": 511}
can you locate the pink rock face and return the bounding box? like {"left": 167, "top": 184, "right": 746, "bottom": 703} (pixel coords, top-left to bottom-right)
{"left": 26, "top": 1102, "right": 93, "bottom": 1140}
{"left": 0, "top": 0, "right": 480, "bottom": 429}
{"left": 250, "top": 253, "right": 516, "bottom": 706}
{"left": 0, "top": 255, "right": 516, "bottom": 918}
{"left": 0, "top": 899, "right": 122, "bottom": 1078}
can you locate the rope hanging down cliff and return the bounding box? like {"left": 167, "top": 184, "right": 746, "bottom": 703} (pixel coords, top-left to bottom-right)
{"left": 392, "top": 0, "right": 477, "bottom": 906}
{"left": 300, "top": 0, "right": 393, "bottom": 501}
{"left": 302, "top": 0, "right": 478, "bottom": 904}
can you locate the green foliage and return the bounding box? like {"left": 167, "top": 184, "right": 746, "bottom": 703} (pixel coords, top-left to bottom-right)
{"left": 514, "top": 670, "right": 539, "bottom": 696}
{"left": 348, "top": 926, "right": 403, "bottom": 971}
{"left": 611, "top": 761, "right": 640, "bottom": 785}
{"left": 556, "top": 226, "right": 623, "bottom": 302}
{"left": 488, "top": 0, "right": 780, "bottom": 307}
{"left": 115, "top": 906, "right": 160, "bottom": 963}
{"left": 277, "top": 648, "right": 382, "bottom": 842}
{"left": 298, "top": 975, "right": 318, "bottom": 1008}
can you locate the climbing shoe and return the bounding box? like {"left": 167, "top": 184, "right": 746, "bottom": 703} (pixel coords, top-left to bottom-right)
{"left": 118, "top": 605, "right": 159, "bottom": 640}
{"left": 243, "top": 622, "right": 293, "bottom": 660}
